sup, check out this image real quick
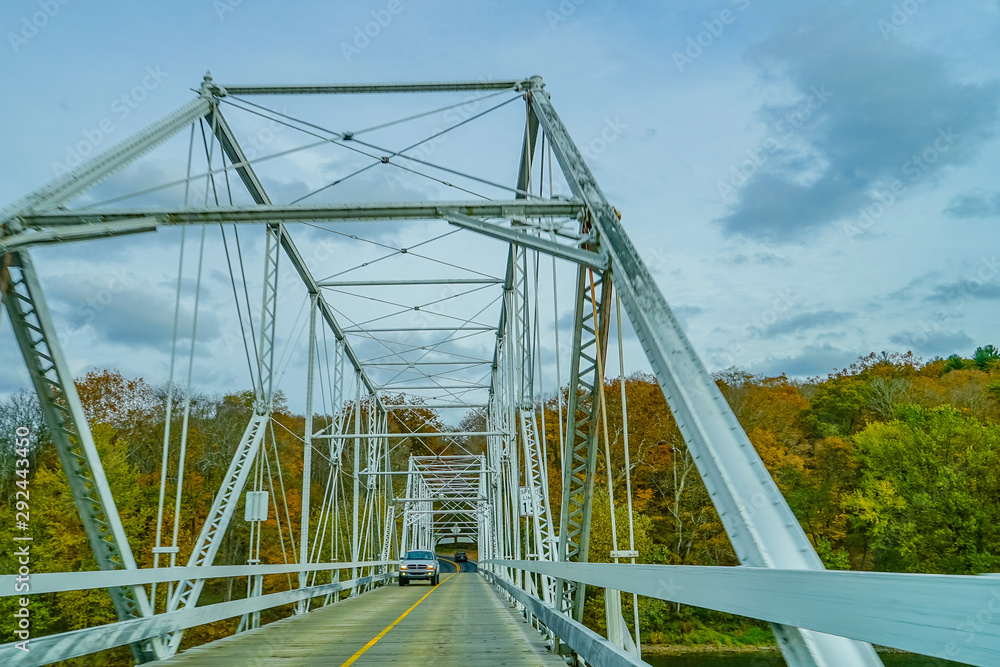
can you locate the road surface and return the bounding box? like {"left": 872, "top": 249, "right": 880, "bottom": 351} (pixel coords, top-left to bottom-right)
{"left": 148, "top": 556, "right": 563, "bottom": 666}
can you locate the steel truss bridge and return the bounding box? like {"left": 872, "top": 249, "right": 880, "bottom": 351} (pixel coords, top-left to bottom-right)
{"left": 0, "top": 75, "right": 997, "bottom": 666}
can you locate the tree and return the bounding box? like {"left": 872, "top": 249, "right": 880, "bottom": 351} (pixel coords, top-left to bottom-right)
{"left": 0, "top": 389, "right": 49, "bottom": 502}
{"left": 863, "top": 376, "right": 911, "bottom": 421}
{"left": 944, "top": 354, "right": 972, "bottom": 372}
{"left": 845, "top": 405, "right": 1000, "bottom": 573}
{"left": 801, "top": 376, "right": 867, "bottom": 437}
{"left": 973, "top": 345, "right": 1000, "bottom": 371}
{"left": 75, "top": 369, "right": 157, "bottom": 429}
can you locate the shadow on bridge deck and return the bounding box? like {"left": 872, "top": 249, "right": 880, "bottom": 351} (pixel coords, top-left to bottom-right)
{"left": 148, "top": 562, "right": 563, "bottom": 666}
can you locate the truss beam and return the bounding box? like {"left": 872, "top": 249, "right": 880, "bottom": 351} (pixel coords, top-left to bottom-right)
{"left": 320, "top": 278, "right": 502, "bottom": 287}
{"left": 385, "top": 403, "right": 487, "bottom": 409}
{"left": 313, "top": 431, "right": 504, "bottom": 439}
{"left": 18, "top": 200, "right": 584, "bottom": 228}
{"left": 219, "top": 80, "right": 529, "bottom": 95}
{"left": 348, "top": 326, "right": 495, "bottom": 333}
{"left": 444, "top": 213, "right": 608, "bottom": 270}
{"left": 0, "top": 218, "right": 159, "bottom": 253}
{"left": 0, "top": 97, "right": 210, "bottom": 223}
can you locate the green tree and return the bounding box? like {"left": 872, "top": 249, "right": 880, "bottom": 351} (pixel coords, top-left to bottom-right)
{"left": 944, "top": 354, "right": 972, "bottom": 372}
{"left": 845, "top": 405, "right": 1000, "bottom": 573}
{"left": 801, "top": 377, "right": 867, "bottom": 436}
{"left": 973, "top": 345, "right": 1000, "bottom": 371}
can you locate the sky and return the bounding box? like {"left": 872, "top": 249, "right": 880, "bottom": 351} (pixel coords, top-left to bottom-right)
{"left": 1, "top": 0, "right": 998, "bottom": 414}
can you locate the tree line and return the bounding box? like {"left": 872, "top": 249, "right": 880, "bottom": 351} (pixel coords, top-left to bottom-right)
{"left": 1, "top": 345, "right": 998, "bottom": 657}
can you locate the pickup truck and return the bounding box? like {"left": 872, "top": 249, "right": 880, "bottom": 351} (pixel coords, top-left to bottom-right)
{"left": 398, "top": 550, "right": 439, "bottom": 586}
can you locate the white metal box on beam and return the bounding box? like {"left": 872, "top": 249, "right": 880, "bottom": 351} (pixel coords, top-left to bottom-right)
{"left": 244, "top": 491, "right": 269, "bottom": 522}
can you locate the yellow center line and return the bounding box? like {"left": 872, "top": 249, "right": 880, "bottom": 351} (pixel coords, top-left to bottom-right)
{"left": 439, "top": 557, "right": 458, "bottom": 571}
{"left": 339, "top": 572, "right": 456, "bottom": 667}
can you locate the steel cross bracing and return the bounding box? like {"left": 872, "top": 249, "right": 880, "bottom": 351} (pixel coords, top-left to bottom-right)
{"left": 0, "top": 74, "right": 907, "bottom": 667}
{"left": 519, "top": 409, "right": 556, "bottom": 604}
{"left": 556, "top": 258, "right": 611, "bottom": 620}
{"left": 399, "top": 455, "right": 488, "bottom": 550}
{"left": 164, "top": 415, "right": 267, "bottom": 629}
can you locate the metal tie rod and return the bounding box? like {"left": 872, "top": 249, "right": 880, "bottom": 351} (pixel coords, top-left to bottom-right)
{"left": 385, "top": 403, "right": 487, "bottom": 409}
{"left": 363, "top": 360, "right": 491, "bottom": 366}
{"left": 346, "top": 326, "right": 495, "bottom": 333}
{"left": 313, "top": 431, "right": 505, "bottom": 439}
{"left": 320, "top": 278, "right": 502, "bottom": 287}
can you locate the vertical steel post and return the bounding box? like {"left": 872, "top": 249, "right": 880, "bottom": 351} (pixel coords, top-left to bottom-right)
{"left": 352, "top": 374, "right": 361, "bottom": 594}
{"left": 299, "top": 293, "right": 318, "bottom": 602}
{"left": 258, "top": 225, "right": 281, "bottom": 410}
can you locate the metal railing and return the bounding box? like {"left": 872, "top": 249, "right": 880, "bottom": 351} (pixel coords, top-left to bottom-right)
{"left": 487, "top": 559, "right": 1000, "bottom": 667}
{"left": 0, "top": 560, "right": 394, "bottom": 666}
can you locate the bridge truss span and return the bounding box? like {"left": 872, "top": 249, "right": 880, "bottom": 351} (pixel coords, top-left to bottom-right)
{"left": 0, "top": 74, "right": 991, "bottom": 667}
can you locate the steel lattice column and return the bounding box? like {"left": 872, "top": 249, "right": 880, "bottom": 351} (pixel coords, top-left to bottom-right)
{"left": 556, "top": 258, "right": 612, "bottom": 621}
{"left": 519, "top": 409, "right": 556, "bottom": 603}
{"left": 258, "top": 225, "right": 281, "bottom": 410}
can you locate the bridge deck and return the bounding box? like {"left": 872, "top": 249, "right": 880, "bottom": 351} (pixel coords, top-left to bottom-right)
{"left": 149, "top": 569, "right": 564, "bottom": 666}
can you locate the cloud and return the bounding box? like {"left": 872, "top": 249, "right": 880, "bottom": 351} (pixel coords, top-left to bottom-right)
{"left": 944, "top": 189, "right": 1000, "bottom": 218}
{"left": 749, "top": 342, "right": 858, "bottom": 378}
{"left": 727, "top": 252, "right": 787, "bottom": 266}
{"left": 925, "top": 279, "right": 1000, "bottom": 303}
{"left": 759, "top": 309, "right": 853, "bottom": 338}
{"left": 674, "top": 304, "right": 705, "bottom": 316}
{"left": 46, "top": 272, "right": 222, "bottom": 349}
{"left": 889, "top": 329, "right": 973, "bottom": 357}
{"left": 73, "top": 157, "right": 195, "bottom": 209}
{"left": 888, "top": 271, "right": 942, "bottom": 300}
{"left": 717, "top": 3, "right": 1000, "bottom": 242}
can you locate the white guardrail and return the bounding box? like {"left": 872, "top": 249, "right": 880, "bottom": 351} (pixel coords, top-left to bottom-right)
{"left": 488, "top": 559, "right": 1000, "bottom": 667}
{"left": 0, "top": 561, "right": 394, "bottom": 667}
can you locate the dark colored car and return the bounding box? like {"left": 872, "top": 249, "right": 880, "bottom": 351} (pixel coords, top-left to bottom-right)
{"left": 398, "top": 550, "right": 439, "bottom": 585}
{"left": 455, "top": 551, "right": 467, "bottom": 563}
